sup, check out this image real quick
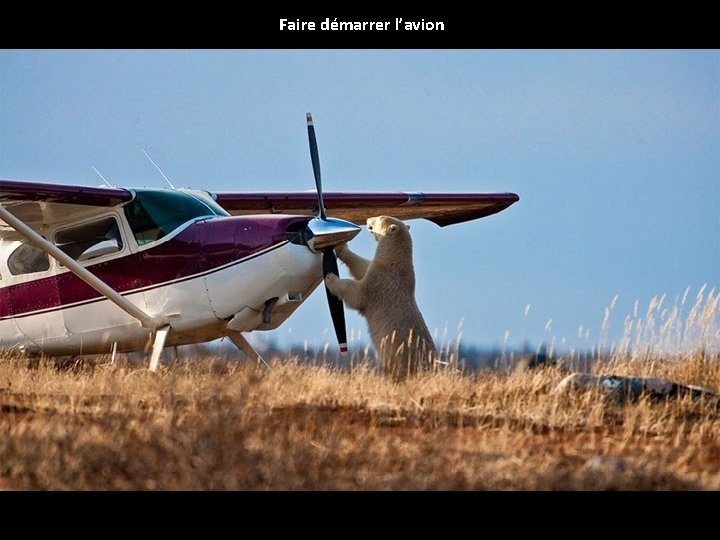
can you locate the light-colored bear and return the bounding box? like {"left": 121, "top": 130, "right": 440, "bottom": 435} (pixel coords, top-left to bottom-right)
{"left": 325, "top": 215, "right": 437, "bottom": 380}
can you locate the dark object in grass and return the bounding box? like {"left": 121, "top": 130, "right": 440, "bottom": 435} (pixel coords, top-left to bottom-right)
{"left": 553, "top": 372, "right": 717, "bottom": 403}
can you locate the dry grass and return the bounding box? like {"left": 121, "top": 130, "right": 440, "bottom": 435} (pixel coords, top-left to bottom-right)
{"left": 0, "top": 351, "right": 718, "bottom": 490}
{"left": 1, "top": 286, "right": 718, "bottom": 490}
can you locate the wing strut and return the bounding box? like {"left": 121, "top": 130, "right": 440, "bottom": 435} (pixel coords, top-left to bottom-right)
{"left": 0, "top": 204, "right": 162, "bottom": 330}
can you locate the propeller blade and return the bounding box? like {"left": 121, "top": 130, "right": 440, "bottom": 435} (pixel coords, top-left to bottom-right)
{"left": 307, "top": 113, "right": 347, "bottom": 353}
{"left": 323, "top": 249, "right": 348, "bottom": 353}
{"left": 306, "top": 112, "right": 326, "bottom": 220}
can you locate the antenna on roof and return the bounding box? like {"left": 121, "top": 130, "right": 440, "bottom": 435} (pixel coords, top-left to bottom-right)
{"left": 91, "top": 166, "right": 115, "bottom": 188}
{"left": 141, "top": 148, "right": 176, "bottom": 190}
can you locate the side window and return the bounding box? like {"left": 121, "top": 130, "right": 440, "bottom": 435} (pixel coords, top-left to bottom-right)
{"left": 54, "top": 216, "right": 124, "bottom": 262}
{"left": 8, "top": 243, "right": 51, "bottom": 276}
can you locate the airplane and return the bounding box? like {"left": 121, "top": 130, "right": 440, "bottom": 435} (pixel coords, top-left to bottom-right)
{"left": 0, "top": 114, "right": 519, "bottom": 371}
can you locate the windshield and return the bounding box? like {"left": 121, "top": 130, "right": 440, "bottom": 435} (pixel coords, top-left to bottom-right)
{"left": 124, "top": 189, "right": 229, "bottom": 246}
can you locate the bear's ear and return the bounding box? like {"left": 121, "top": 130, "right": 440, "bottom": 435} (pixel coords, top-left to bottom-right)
{"left": 406, "top": 224, "right": 411, "bottom": 231}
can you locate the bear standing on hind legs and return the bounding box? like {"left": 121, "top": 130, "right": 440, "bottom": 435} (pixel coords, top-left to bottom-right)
{"left": 325, "top": 215, "right": 437, "bottom": 380}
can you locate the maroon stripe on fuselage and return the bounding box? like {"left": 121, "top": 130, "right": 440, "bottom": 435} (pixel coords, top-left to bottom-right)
{"left": 0, "top": 214, "right": 311, "bottom": 319}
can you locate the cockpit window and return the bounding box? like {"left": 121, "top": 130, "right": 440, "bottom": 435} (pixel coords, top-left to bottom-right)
{"left": 8, "top": 242, "right": 50, "bottom": 275}
{"left": 123, "top": 189, "right": 228, "bottom": 246}
{"left": 55, "top": 216, "right": 124, "bottom": 262}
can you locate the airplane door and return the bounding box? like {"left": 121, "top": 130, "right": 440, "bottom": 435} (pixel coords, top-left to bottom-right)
{"left": 138, "top": 223, "right": 217, "bottom": 323}
{"left": 60, "top": 266, "right": 140, "bottom": 335}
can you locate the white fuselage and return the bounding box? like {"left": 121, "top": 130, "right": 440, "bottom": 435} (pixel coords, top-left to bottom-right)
{"left": 0, "top": 239, "right": 322, "bottom": 356}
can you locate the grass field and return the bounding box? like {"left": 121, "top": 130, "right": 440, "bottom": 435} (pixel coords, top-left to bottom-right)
{"left": 0, "top": 350, "right": 718, "bottom": 490}
{"left": 1, "top": 287, "right": 718, "bottom": 490}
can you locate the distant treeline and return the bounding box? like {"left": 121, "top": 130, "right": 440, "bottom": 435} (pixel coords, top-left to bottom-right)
{"left": 193, "top": 338, "right": 599, "bottom": 373}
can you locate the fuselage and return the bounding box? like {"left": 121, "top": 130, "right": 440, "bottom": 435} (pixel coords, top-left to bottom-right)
{"left": 0, "top": 188, "right": 323, "bottom": 356}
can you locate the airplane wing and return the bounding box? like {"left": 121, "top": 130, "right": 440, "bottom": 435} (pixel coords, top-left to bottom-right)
{"left": 212, "top": 191, "right": 519, "bottom": 227}
{"left": 1, "top": 180, "right": 520, "bottom": 231}
{"left": 0, "top": 179, "right": 132, "bottom": 206}
{"left": 0, "top": 179, "right": 133, "bottom": 237}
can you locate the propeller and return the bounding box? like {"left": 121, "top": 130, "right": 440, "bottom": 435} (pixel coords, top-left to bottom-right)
{"left": 307, "top": 113, "right": 326, "bottom": 220}
{"left": 307, "top": 112, "right": 348, "bottom": 354}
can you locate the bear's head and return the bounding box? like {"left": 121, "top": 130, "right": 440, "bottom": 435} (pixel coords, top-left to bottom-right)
{"left": 366, "top": 215, "right": 411, "bottom": 243}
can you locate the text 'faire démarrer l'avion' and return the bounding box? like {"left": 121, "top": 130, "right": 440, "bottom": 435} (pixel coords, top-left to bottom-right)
{"left": 279, "top": 19, "right": 445, "bottom": 31}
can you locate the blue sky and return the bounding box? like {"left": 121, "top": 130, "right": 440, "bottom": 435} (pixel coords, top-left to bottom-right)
{"left": 1, "top": 49, "right": 718, "bottom": 353}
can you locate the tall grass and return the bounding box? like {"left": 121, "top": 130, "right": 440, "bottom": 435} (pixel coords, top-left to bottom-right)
{"left": 605, "top": 285, "right": 719, "bottom": 360}
{"left": 529, "top": 285, "right": 720, "bottom": 378}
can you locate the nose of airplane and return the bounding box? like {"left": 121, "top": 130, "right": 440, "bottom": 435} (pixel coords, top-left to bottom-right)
{"left": 285, "top": 216, "right": 361, "bottom": 253}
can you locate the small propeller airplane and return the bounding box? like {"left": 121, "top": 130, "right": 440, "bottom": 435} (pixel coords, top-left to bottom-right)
{"left": 0, "top": 114, "right": 519, "bottom": 371}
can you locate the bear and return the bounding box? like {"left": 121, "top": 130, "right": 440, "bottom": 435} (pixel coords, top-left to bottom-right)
{"left": 325, "top": 215, "right": 437, "bottom": 380}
